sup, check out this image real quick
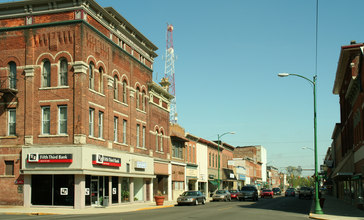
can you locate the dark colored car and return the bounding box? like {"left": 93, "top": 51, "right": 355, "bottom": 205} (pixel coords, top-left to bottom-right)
{"left": 238, "top": 185, "right": 258, "bottom": 201}
{"left": 229, "top": 190, "right": 239, "bottom": 200}
{"left": 261, "top": 189, "right": 274, "bottom": 198}
{"left": 272, "top": 187, "right": 281, "bottom": 195}
{"left": 177, "top": 191, "right": 206, "bottom": 205}
{"left": 285, "top": 188, "right": 296, "bottom": 197}
{"left": 298, "top": 187, "right": 313, "bottom": 199}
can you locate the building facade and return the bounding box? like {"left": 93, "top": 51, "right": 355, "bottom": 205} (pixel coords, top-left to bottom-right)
{"left": 332, "top": 41, "right": 364, "bottom": 209}
{"left": 0, "top": 0, "right": 173, "bottom": 208}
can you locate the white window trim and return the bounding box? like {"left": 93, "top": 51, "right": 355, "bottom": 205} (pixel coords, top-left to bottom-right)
{"left": 89, "top": 108, "right": 94, "bottom": 136}
{"left": 8, "top": 109, "right": 16, "bottom": 136}
{"left": 41, "top": 106, "right": 50, "bottom": 134}
{"left": 99, "top": 111, "right": 103, "bottom": 139}
{"left": 114, "top": 116, "right": 118, "bottom": 142}
{"left": 58, "top": 106, "right": 67, "bottom": 134}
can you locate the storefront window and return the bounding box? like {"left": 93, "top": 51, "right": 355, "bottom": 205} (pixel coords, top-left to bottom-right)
{"left": 121, "top": 177, "right": 130, "bottom": 202}
{"left": 31, "top": 175, "right": 74, "bottom": 206}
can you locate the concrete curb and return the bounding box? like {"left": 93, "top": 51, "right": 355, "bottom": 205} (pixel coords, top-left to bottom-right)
{"left": 135, "top": 205, "right": 175, "bottom": 211}
{"left": 309, "top": 213, "right": 329, "bottom": 220}
{"left": 3, "top": 212, "right": 59, "bottom": 216}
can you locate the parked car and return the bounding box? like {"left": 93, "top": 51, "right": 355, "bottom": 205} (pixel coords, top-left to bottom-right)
{"left": 261, "top": 189, "right": 274, "bottom": 198}
{"left": 272, "top": 187, "right": 281, "bottom": 195}
{"left": 298, "top": 187, "right": 313, "bottom": 199}
{"left": 177, "top": 190, "right": 206, "bottom": 205}
{"left": 285, "top": 188, "right": 296, "bottom": 197}
{"left": 229, "top": 190, "right": 240, "bottom": 200}
{"left": 238, "top": 185, "right": 258, "bottom": 201}
{"left": 212, "top": 190, "right": 231, "bottom": 202}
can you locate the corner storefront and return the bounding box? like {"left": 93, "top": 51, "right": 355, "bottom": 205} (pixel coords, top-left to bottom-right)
{"left": 22, "top": 145, "right": 155, "bottom": 209}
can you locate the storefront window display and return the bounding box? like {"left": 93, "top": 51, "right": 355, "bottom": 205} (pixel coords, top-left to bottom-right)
{"left": 121, "top": 177, "right": 130, "bottom": 202}
{"left": 31, "top": 175, "right": 74, "bottom": 206}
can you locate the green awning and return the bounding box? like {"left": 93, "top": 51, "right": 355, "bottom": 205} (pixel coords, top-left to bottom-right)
{"left": 209, "top": 180, "right": 219, "bottom": 186}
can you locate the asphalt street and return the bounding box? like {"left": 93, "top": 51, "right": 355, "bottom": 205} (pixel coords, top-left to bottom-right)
{"left": 0, "top": 195, "right": 312, "bottom": 220}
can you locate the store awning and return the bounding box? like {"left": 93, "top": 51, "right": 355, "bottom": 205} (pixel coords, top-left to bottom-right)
{"left": 208, "top": 180, "right": 219, "bottom": 186}
{"left": 223, "top": 168, "right": 236, "bottom": 180}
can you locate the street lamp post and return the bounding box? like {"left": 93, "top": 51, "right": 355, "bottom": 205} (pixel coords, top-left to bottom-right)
{"left": 217, "top": 131, "right": 235, "bottom": 190}
{"left": 278, "top": 73, "right": 323, "bottom": 214}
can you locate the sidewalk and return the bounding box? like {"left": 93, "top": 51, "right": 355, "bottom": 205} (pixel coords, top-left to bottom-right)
{"left": 309, "top": 195, "right": 364, "bottom": 220}
{"left": 0, "top": 200, "right": 177, "bottom": 216}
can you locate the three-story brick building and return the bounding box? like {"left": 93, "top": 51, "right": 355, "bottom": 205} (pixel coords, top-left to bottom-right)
{"left": 0, "top": 0, "right": 172, "bottom": 208}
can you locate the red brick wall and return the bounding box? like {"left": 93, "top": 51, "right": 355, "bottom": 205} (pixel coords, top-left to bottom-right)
{"left": 0, "top": 5, "right": 167, "bottom": 205}
{"left": 0, "top": 147, "right": 23, "bottom": 205}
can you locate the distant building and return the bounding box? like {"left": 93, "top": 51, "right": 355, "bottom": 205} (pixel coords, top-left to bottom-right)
{"left": 234, "top": 145, "right": 267, "bottom": 187}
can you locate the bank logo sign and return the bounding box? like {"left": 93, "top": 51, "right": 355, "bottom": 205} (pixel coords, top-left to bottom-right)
{"left": 92, "top": 154, "right": 121, "bottom": 167}
{"left": 27, "top": 153, "right": 73, "bottom": 163}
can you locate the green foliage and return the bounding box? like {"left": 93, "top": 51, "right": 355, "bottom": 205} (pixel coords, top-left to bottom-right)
{"left": 286, "top": 166, "right": 313, "bottom": 188}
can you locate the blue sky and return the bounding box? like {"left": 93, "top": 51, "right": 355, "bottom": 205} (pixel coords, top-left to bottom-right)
{"left": 2, "top": 0, "right": 362, "bottom": 176}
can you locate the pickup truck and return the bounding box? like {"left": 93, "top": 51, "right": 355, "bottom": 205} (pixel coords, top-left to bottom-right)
{"left": 298, "top": 187, "right": 313, "bottom": 199}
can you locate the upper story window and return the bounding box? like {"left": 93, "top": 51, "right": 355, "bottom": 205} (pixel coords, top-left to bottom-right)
{"left": 123, "top": 119, "right": 127, "bottom": 144}
{"left": 59, "top": 59, "right": 68, "bottom": 86}
{"left": 99, "top": 111, "right": 103, "bottom": 139}
{"left": 160, "top": 131, "right": 164, "bottom": 152}
{"left": 142, "top": 91, "right": 146, "bottom": 111}
{"left": 172, "top": 140, "right": 184, "bottom": 159}
{"left": 42, "top": 59, "right": 51, "bottom": 87}
{"left": 8, "top": 109, "right": 16, "bottom": 136}
{"left": 209, "top": 153, "right": 211, "bottom": 167}
{"left": 136, "top": 87, "right": 140, "bottom": 109}
{"left": 89, "top": 108, "right": 94, "bottom": 136}
{"left": 99, "top": 67, "right": 104, "bottom": 94}
{"left": 8, "top": 62, "right": 16, "bottom": 89}
{"left": 122, "top": 80, "right": 128, "bottom": 103}
{"left": 142, "top": 126, "right": 146, "bottom": 148}
{"left": 136, "top": 124, "right": 140, "bottom": 147}
{"left": 114, "top": 116, "right": 118, "bottom": 142}
{"left": 89, "top": 62, "right": 95, "bottom": 90}
{"left": 58, "top": 106, "right": 67, "bottom": 134}
{"left": 114, "top": 76, "right": 119, "bottom": 100}
{"left": 41, "top": 106, "right": 50, "bottom": 134}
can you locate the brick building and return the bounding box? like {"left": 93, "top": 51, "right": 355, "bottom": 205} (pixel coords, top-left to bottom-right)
{"left": 0, "top": 0, "right": 172, "bottom": 208}
{"left": 332, "top": 41, "right": 364, "bottom": 208}
{"left": 234, "top": 145, "right": 267, "bottom": 187}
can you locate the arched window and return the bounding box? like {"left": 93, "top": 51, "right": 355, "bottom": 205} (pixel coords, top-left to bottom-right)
{"left": 89, "top": 62, "right": 94, "bottom": 90}
{"left": 59, "top": 59, "right": 68, "bottom": 86}
{"left": 142, "top": 91, "right": 146, "bottom": 111}
{"left": 99, "top": 67, "right": 104, "bottom": 94}
{"left": 136, "top": 87, "right": 140, "bottom": 109}
{"left": 42, "top": 59, "right": 51, "bottom": 87}
{"left": 155, "top": 130, "right": 159, "bottom": 151}
{"left": 160, "top": 131, "right": 163, "bottom": 152}
{"left": 8, "top": 62, "right": 16, "bottom": 89}
{"left": 113, "top": 76, "right": 118, "bottom": 100}
{"left": 122, "top": 80, "right": 127, "bottom": 103}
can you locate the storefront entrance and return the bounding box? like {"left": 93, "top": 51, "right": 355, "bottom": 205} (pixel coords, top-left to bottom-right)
{"left": 91, "top": 178, "right": 99, "bottom": 205}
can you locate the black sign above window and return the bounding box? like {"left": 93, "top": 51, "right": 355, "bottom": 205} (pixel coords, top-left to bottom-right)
{"left": 27, "top": 153, "right": 73, "bottom": 163}
{"left": 92, "top": 154, "right": 121, "bottom": 167}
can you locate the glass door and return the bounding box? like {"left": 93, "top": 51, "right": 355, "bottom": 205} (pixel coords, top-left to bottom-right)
{"left": 91, "top": 179, "right": 99, "bottom": 205}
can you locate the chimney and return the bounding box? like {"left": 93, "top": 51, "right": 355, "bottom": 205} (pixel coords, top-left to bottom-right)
{"left": 350, "top": 40, "right": 357, "bottom": 45}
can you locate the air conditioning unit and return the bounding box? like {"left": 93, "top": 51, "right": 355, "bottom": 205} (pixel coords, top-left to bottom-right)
{"left": 28, "top": 153, "right": 39, "bottom": 162}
